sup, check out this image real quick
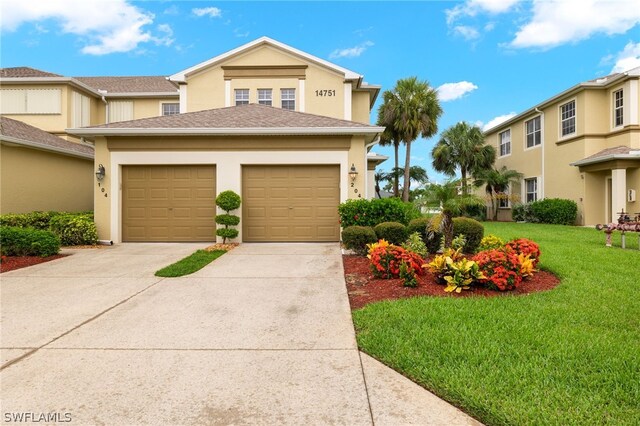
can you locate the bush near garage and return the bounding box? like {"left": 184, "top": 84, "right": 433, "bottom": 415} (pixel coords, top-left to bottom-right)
{"left": 373, "top": 222, "right": 408, "bottom": 245}
{"left": 0, "top": 226, "right": 60, "bottom": 257}
{"left": 338, "top": 198, "right": 420, "bottom": 228}
{"left": 49, "top": 214, "right": 98, "bottom": 245}
{"left": 215, "top": 190, "right": 242, "bottom": 243}
{"left": 342, "top": 226, "right": 377, "bottom": 255}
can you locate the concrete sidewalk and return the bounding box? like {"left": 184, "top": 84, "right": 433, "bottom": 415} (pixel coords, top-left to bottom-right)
{"left": 1, "top": 243, "right": 480, "bottom": 425}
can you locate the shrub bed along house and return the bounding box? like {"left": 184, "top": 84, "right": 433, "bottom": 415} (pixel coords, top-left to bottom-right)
{"left": 338, "top": 198, "right": 420, "bottom": 227}
{"left": 341, "top": 226, "right": 377, "bottom": 255}
{"left": 373, "top": 221, "right": 408, "bottom": 245}
{"left": 513, "top": 198, "right": 578, "bottom": 225}
{"left": 0, "top": 226, "right": 61, "bottom": 257}
{"left": 0, "top": 211, "right": 97, "bottom": 246}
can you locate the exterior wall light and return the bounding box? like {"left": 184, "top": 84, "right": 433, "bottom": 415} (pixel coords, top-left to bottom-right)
{"left": 349, "top": 163, "right": 358, "bottom": 182}
{"left": 96, "top": 164, "right": 106, "bottom": 181}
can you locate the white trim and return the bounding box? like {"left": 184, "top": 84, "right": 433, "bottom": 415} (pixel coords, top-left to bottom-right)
{"left": 224, "top": 81, "right": 231, "bottom": 107}
{"left": 69, "top": 126, "right": 385, "bottom": 137}
{"left": 498, "top": 128, "right": 511, "bottom": 158}
{"left": 179, "top": 84, "right": 188, "bottom": 113}
{"left": 168, "top": 36, "right": 362, "bottom": 82}
{"left": 298, "top": 79, "right": 305, "bottom": 112}
{"left": 612, "top": 87, "right": 624, "bottom": 129}
{"left": 103, "top": 92, "right": 178, "bottom": 98}
{"left": 109, "top": 150, "right": 349, "bottom": 243}
{"left": 344, "top": 82, "right": 352, "bottom": 121}
{"left": 0, "top": 77, "right": 102, "bottom": 97}
{"left": 523, "top": 115, "right": 542, "bottom": 151}
{"left": 0, "top": 136, "right": 94, "bottom": 159}
{"left": 558, "top": 98, "right": 577, "bottom": 140}
{"left": 571, "top": 152, "right": 640, "bottom": 167}
{"left": 159, "top": 101, "right": 180, "bottom": 116}
{"left": 629, "top": 79, "right": 639, "bottom": 125}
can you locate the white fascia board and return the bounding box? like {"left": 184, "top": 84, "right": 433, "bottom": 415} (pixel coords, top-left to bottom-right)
{"left": 0, "top": 77, "right": 103, "bottom": 98}
{"left": 570, "top": 153, "right": 640, "bottom": 167}
{"left": 169, "top": 36, "right": 362, "bottom": 82}
{"left": 103, "top": 92, "right": 179, "bottom": 98}
{"left": 67, "top": 126, "right": 386, "bottom": 137}
{"left": 0, "top": 136, "right": 94, "bottom": 160}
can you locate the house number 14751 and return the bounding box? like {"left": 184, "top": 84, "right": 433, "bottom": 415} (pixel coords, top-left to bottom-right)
{"left": 315, "top": 90, "right": 336, "bottom": 97}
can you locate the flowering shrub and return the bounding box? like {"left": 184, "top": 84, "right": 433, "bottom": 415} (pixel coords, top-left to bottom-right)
{"left": 402, "top": 232, "right": 428, "bottom": 258}
{"left": 368, "top": 241, "right": 425, "bottom": 282}
{"left": 443, "top": 258, "right": 485, "bottom": 293}
{"left": 472, "top": 248, "right": 523, "bottom": 291}
{"left": 506, "top": 238, "right": 541, "bottom": 266}
{"left": 478, "top": 234, "right": 505, "bottom": 252}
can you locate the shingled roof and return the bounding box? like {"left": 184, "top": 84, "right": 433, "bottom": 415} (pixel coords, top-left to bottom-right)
{"left": 74, "top": 76, "right": 178, "bottom": 94}
{"left": 0, "top": 67, "right": 63, "bottom": 78}
{"left": 571, "top": 145, "right": 640, "bottom": 167}
{"left": 1, "top": 117, "right": 93, "bottom": 159}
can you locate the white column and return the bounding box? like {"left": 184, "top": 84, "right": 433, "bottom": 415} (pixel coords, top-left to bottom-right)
{"left": 611, "top": 169, "right": 627, "bottom": 220}
{"left": 343, "top": 82, "right": 352, "bottom": 120}
{"left": 298, "top": 79, "right": 305, "bottom": 112}
{"left": 224, "top": 80, "right": 231, "bottom": 107}
{"left": 179, "top": 84, "right": 188, "bottom": 113}
{"left": 367, "top": 169, "right": 376, "bottom": 199}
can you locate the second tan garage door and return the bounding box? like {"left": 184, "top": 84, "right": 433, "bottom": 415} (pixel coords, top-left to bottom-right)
{"left": 243, "top": 165, "right": 340, "bottom": 242}
{"left": 122, "top": 165, "right": 216, "bottom": 242}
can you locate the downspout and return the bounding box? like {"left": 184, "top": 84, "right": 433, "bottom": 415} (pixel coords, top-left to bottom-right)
{"left": 535, "top": 107, "right": 544, "bottom": 199}
{"left": 99, "top": 90, "right": 108, "bottom": 123}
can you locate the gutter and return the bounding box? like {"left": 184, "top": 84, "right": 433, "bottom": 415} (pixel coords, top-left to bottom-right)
{"left": 535, "top": 107, "right": 545, "bottom": 199}
{"left": 570, "top": 152, "right": 640, "bottom": 167}
{"left": 0, "top": 77, "right": 103, "bottom": 98}
{"left": 66, "top": 126, "right": 387, "bottom": 137}
{"left": 0, "top": 135, "right": 94, "bottom": 160}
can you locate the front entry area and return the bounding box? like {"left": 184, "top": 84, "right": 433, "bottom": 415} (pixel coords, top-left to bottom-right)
{"left": 242, "top": 165, "right": 340, "bottom": 242}
{"left": 122, "top": 165, "right": 216, "bottom": 242}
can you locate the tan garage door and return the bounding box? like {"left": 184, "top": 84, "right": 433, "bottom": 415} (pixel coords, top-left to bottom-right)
{"left": 122, "top": 165, "right": 216, "bottom": 242}
{"left": 243, "top": 165, "right": 340, "bottom": 242}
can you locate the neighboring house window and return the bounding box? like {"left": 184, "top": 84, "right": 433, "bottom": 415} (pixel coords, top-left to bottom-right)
{"left": 108, "top": 100, "right": 133, "bottom": 124}
{"left": 525, "top": 178, "right": 538, "bottom": 203}
{"left": 0, "top": 89, "right": 62, "bottom": 114}
{"left": 258, "top": 89, "right": 272, "bottom": 106}
{"left": 525, "top": 116, "right": 541, "bottom": 148}
{"left": 72, "top": 92, "right": 91, "bottom": 127}
{"left": 560, "top": 100, "right": 576, "bottom": 137}
{"left": 281, "top": 88, "right": 295, "bottom": 110}
{"left": 499, "top": 129, "right": 511, "bottom": 156}
{"left": 498, "top": 189, "right": 510, "bottom": 208}
{"left": 235, "top": 89, "right": 249, "bottom": 106}
{"left": 162, "top": 103, "right": 180, "bottom": 116}
{"left": 613, "top": 89, "right": 623, "bottom": 127}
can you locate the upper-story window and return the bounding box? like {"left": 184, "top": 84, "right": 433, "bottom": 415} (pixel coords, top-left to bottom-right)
{"left": 235, "top": 89, "right": 249, "bottom": 106}
{"left": 560, "top": 100, "right": 576, "bottom": 137}
{"left": 107, "top": 100, "right": 133, "bottom": 124}
{"left": 73, "top": 92, "right": 91, "bottom": 127}
{"left": 613, "top": 89, "right": 623, "bottom": 127}
{"left": 499, "top": 129, "right": 511, "bottom": 157}
{"left": 0, "top": 89, "right": 62, "bottom": 114}
{"left": 525, "top": 178, "right": 538, "bottom": 203}
{"left": 162, "top": 103, "right": 180, "bottom": 116}
{"left": 281, "top": 88, "right": 295, "bottom": 110}
{"left": 525, "top": 116, "right": 541, "bottom": 148}
{"left": 258, "top": 89, "right": 272, "bottom": 106}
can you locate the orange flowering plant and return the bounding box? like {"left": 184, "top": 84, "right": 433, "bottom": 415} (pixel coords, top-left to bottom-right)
{"left": 506, "top": 238, "right": 541, "bottom": 266}
{"left": 367, "top": 240, "right": 425, "bottom": 282}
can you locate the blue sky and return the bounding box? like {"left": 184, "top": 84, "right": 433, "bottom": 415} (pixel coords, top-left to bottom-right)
{"left": 2, "top": 0, "right": 639, "bottom": 183}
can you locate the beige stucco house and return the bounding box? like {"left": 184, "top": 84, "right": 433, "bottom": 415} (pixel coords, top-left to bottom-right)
{"left": 59, "top": 37, "right": 384, "bottom": 243}
{"left": 484, "top": 67, "right": 640, "bottom": 225}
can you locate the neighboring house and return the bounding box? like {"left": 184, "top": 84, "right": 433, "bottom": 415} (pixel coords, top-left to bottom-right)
{"left": 62, "top": 37, "right": 384, "bottom": 243}
{"left": 484, "top": 67, "right": 640, "bottom": 225}
{"left": 0, "top": 116, "right": 94, "bottom": 214}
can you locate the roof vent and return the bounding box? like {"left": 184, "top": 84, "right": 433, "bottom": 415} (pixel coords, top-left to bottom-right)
{"left": 595, "top": 78, "right": 607, "bottom": 83}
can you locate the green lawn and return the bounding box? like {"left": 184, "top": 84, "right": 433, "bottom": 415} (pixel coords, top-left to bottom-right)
{"left": 353, "top": 222, "right": 640, "bottom": 425}
{"left": 155, "top": 249, "right": 226, "bottom": 277}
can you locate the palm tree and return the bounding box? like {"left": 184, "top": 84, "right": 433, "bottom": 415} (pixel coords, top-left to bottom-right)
{"left": 425, "top": 180, "right": 484, "bottom": 248}
{"left": 432, "top": 122, "right": 496, "bottom": 194}
{"left": 474, "top": 166, "right": 523, "bottom": 221}
{"left": 378, "top": 77, "right": 442, "bottom": 202}
{"left": 377, "top": 93, "right": 403, "bottom": 197}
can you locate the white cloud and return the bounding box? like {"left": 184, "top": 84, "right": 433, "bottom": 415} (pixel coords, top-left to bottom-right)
{"left": 453, "top": 25, "right": 480, "bottom": 40}
{"left": 153, "top": 24, "right": 174, "bottom": 47}
{"left": 329, "top": 41, "right": 374, "bottom": 59}
{"left": 0, "top": 0, "right": 167, "bottom": 55}
{"left": 482, "top": 112, "right": 517, "bottom": 131}
{"left": 510, "top": 0, "right": 640, "bottom": 49}
{"left": 163, "top": 5, "right": 179, "bottom": 15}
{"left": 192, "top": 7, "right": 222, "bottom": 18}
{"left": 446, "top": 0, "right": 519, "bottom": 25}
{"left": 607, "top": 42, "right": 640, "bottom": 73}
{"left": 484, "top": 22, "right": 496, "bottom": 32}
{"left": 436, "top": 81, "right": 479, "bottom": 101}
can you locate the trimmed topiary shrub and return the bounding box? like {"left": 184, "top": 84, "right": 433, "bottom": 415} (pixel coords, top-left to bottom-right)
{"left": 373, "top": 221, "right": 408, "bottom": 245}
{"left": 215, "top": 190, "right": 242, "bottom": 243}
{"left": 341, "top": 226, "right": 377, "bottom": 255}
{"left": 0, "top": 226, "right": 60, "bottom": 257}
{"left": 338, "top": 198, "right": 419, "bottom": 228}
{"left": 407, "top": 217, "right": 430, "bottom": 242}
{"left": 452, "top": 217, "right": 484, "bottom": 253}
{"left": 49, "top": 214, "right": 98, "bottom": 246}
{"left": 529, "top": 198, "right": 578, "bottom": 225}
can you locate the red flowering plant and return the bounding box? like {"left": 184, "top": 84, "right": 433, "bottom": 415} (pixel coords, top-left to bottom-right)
{"left": 506, "top": 238, "right": 541, "bottom": 267}
{"left": 472, "top": 248, "right": 523, "bottom": 291}
{"left": 367, "top": 240, "right": 425, "bottom": 284}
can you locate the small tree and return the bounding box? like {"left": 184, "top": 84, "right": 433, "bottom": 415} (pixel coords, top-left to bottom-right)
{"left": 215, "top": 190, "right": 241, "bottom": 243}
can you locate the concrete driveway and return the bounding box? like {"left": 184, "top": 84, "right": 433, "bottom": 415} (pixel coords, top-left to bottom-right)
{"left": 1, "top": 243, "right": 479, "bottom": 425}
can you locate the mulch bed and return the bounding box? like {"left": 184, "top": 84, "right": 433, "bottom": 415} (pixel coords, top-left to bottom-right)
{"left": 343, "top": 255, "right": 561, "bottom": 310}
{"left": 0, "top": 254, "right": 69, "bottom": 273}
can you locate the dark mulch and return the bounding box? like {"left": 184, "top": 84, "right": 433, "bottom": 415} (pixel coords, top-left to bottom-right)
{"left": 0, "top": 254, "right": 69, "bottom": 273}
{"left": 343, "top": 255, "right": 561, "bottom": 310}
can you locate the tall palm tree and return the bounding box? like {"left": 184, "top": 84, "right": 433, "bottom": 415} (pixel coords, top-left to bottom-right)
{"left": 425, "top": 180, "right": 484, "bottom": 248}
{"left": 432, "top": 122, "right": 496, "bottom": 194}
{"left": 474, "top": 166, "right": 523, "bottom": 221}
{"left": 378, "top": 77, "right": 442, "bottom": 202}
{"left": 377, "top": 93, "right": 403, "bottom": 197}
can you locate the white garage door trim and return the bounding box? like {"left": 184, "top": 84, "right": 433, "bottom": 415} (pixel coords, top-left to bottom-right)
{"left": 110, "top": 150, "right": 348, "bottom": 243}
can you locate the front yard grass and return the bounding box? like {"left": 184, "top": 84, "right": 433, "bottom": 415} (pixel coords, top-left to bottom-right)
{"left": 353, "top": 222, "right": 640, "bottom": 425}
{"left": 155, "top": 249, "right": 226, "bottom": 277}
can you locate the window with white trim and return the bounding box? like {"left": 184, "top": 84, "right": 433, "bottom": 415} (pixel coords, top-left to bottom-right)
{"left": 0, "top": 89, "right": 62, "bottom": 114}
{"left": 235, "top": 89, "right": 249, "bottom": 106}
{"left": 498, "top": 187, "right": 510, "bottom": 208}
{"left": 525, "top": 116, "right": 541, "bottom": 148}
{"left": 525, "top": 178, "right": 538, "bottom": 203}
{"left": 281, "top": 88, "right": 295, "bottom": 110}
{"left": 258, "top": 89, "right": 272, "bottom": 106}
{"left": 499, "top": 129, "right": 511, "bottom": 156}
{"left": 162, "top": 103, "right": 180, "bottom": 116}
{"left": 560, "top": 100, "right": 575, "bottom": 137}
{"left": 613, "top": 89, "right": 623, "bottom": 127}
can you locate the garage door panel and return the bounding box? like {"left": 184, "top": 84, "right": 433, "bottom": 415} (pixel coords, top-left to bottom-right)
{"left": 269, "top": 207, "right": 290, "bottom": 218}
{"left": 247, "top": 207, "right": 266, "bottom": 218}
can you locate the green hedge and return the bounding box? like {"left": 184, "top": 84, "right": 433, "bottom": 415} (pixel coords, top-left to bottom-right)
{"left": 338, "top": 198, "right": 420, "bottom": 228}
{"left": 341, "top": 226, "right": 377, "bottom": 255}
{"left": 373, "top": 222, "right": 408, "bottom": 245}
{"left": 49, "top": 214, "right": 98, "bottom": 246}
{"left": 512, "top": 199, "right": 577, "bottom": 225}
{"left": 0, "top": 226, "right": 60, "bottom": 257}
{"left": 452, "top": 217, "right": 484, "bottom": 253}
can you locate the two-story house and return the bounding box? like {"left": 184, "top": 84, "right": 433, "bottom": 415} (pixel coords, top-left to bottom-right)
{"left": 484, "top": 67, "right": 640, "bottom": 225}
{"left": 1, "top": 37, "right": 385, "bottom": 243}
